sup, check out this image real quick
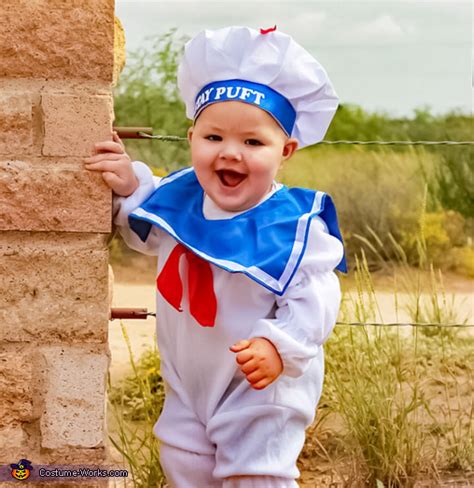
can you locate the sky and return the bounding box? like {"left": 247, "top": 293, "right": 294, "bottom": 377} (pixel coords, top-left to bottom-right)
{"left": 115, "top": 0, "right": 473, "bottom": 117}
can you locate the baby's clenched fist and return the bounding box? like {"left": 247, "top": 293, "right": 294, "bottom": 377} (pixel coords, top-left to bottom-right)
{"left": 230, "top": 337, "right": 283, "bottom": 390}
{"left": 84, "top": 131, "right": 139, "bottom": 197}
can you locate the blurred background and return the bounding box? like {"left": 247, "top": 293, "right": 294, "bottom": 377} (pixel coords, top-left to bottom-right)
{"left": 112, "top": 0, "right": 473, "bottom": 276}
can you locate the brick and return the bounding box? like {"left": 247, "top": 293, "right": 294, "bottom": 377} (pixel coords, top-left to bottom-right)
{"left": 0, "top": 92, "right": 34, "bottom": 155}
{"left": 42, "top": 94, "right": 113, "bottom": 157}
{"left": 0, "top": 161, "right": 111, "bottom": 232}
{"left": 0, "top": 232, "right": 109, "bottom": 343}
{"left": 40, "top": 347, "right": 108, "bottom": 449}
{"left": 41, "top": 447, "right": 108, "bottom": 465}
{"left": 0, "top": 347, "right": 36, "bottom": 427}
{"left": 42, "top": 347, "right": 109, "bottom": 404}
{"left": 41, "top": 404, "right": 105, "bottom": 450}
{"left": 0, "top": 1, "right": 114, "bottom": 82}
{"left": 0, "top": 423, "right": 28, "bottom": 459}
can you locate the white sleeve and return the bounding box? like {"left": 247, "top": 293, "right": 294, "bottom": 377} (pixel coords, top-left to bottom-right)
{"left": 251, "top": 217, "right": 343, "bottom": 378}
{"left": 112, "top": 160, "right": 163, "bottom": 256}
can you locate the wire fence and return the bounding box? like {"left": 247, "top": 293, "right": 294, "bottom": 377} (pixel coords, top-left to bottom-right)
{"left": 137, "top": 132, "right": 474, "bottom": 146}
{"left": 337, "top": 321, "right": 473, "bottom": 328}
{"left": 109, "top": 310, "right": 474, "bottom": 328}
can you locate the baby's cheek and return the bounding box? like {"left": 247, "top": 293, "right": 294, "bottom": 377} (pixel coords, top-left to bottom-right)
{"left": 193, "top": 163, "right": 213, "bottom": 189}
{"left": 249, "top": 171, "right": 276, "bottom": 195}
{"left": 252, "top": 159, "right": 281, "bottom": 181}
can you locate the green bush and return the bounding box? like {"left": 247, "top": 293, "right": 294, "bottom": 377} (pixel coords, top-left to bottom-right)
{"left": 279, "top": 146, "right": 473, "bottom": 273}
{"left": 398, "top": 210, "right": 469, "bottom": 267}
{"left": 435, "top": 146, "right": 474, "bottom": 219}
{"left": 114, "top": 30, "right": 191, "bottom": 172}
{"left": 443, "top": 246, "right": 474, "bottom": 278}
{"left": 279, "top": 145, "right": 436, "bottom": 266}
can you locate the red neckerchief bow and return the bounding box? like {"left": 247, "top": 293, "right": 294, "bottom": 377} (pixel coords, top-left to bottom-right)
{"left": 156, "top": 243, "right": 217, "bottom": 327}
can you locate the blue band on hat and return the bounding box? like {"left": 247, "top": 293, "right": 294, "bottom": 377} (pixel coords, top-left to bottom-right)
{"left": 194, "top": 79, "right": 296, "bottom": 136}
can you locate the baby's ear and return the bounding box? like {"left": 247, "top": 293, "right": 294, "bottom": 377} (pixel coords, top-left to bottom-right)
{"left": 282, "top": 138, "right": 298, "bottom": 159}
{"left": 187, "top": 126, "right": 194, "bottom": 143}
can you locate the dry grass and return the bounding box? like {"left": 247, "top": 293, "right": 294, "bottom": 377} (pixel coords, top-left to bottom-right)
{"left": 300, "top": 253, "right": 473, "bottom": 487}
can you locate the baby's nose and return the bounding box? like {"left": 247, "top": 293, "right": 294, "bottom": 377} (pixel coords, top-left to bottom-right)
{"left": 218, "top": 143, "right": 242, "bottom": 161}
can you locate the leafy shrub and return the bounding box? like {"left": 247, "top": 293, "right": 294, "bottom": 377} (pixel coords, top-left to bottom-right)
{"left": 435, "top": 144, "right": 473, "bottom": 220}
{"left": 443, "top": 246, "right": 474, "bottom": 277}
{"left": 114, "top": 30, "right": 190, "bottom": 172}
{"left": 278, "top": 145, "right": 436, "bottom": 266}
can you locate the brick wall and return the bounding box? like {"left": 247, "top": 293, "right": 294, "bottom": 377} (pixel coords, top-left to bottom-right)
{"left": 0, "top": 0, "right": 114, "bottom": 470}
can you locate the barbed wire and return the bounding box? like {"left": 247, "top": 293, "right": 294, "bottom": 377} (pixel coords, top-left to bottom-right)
{"left": 139, "top": 133, "right": 187, "bottom": 142}
{"left": 317, "top": 141, "right": 473, "bottom": 146}
{"left": 138, "top": 132, "right": 474, "bottom": 146}
{"left": 337, "top": 321, "right": 473, "bottom": 328}
{"left": 114, "top": 312, "right": 474, "bottom": 328}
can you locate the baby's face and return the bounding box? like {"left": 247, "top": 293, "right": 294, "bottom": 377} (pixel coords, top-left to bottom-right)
{"left": 188, "top": 101, "right": 298, "bottom": 212}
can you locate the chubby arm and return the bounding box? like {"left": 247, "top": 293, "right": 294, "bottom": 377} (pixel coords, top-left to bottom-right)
{"left": 252, "top": 267, "right": 341, "bottom": 379}
{"left": 231, "top": 217, "right": 343, "bottom": 385}
{"left": 112, "top": 161, "right": 163, "bottom": 255}
{"left": 84, "top": 132, "right": 163, "bottom": 255}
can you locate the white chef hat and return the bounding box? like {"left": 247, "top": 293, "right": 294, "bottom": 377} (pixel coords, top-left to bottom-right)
{"left": 177, "top": 25, "right": 338, "bottom": 148}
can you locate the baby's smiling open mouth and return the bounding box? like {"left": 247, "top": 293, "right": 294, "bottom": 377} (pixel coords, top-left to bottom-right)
{"left": 216, "top": 169, "right": 248, "bottom": 188}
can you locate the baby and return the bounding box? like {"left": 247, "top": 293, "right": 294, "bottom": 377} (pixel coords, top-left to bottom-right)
{"left": 85, "top": 26, "right": 345, "bottom": 488}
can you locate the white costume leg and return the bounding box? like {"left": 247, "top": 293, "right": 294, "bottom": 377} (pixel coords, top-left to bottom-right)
{"left": 222, "top": 476, "right": 298, "bottom": 487}
{"left": 207, "top": 404, "right": 305, "bottom": 480}
{"left": 155, "top": 382, "right": 220, "bottom": 486}
{"left": 159, "top": 442, "right": 221, "bottom": 488}
{"left": 207, "top": 355, "right": 324, "bottom": 483}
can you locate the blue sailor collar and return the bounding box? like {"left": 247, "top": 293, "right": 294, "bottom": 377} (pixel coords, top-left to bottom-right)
{"left": 129, "top": 167, "right": 347, "bottom": 295}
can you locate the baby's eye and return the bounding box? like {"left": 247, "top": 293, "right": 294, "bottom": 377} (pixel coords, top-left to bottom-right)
{"left": 205, "top": 135, "right": 222, "bottom": 141}
{"left": 245, "top": 139, "right": 263, "bottom": 146}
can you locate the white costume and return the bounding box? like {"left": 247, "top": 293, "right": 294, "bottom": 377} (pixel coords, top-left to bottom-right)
{"left": 113, "top": 25, "right": 344, "bottom": 488}
{"left": 113, "top": 162, "right": 344, "bottom": 487}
